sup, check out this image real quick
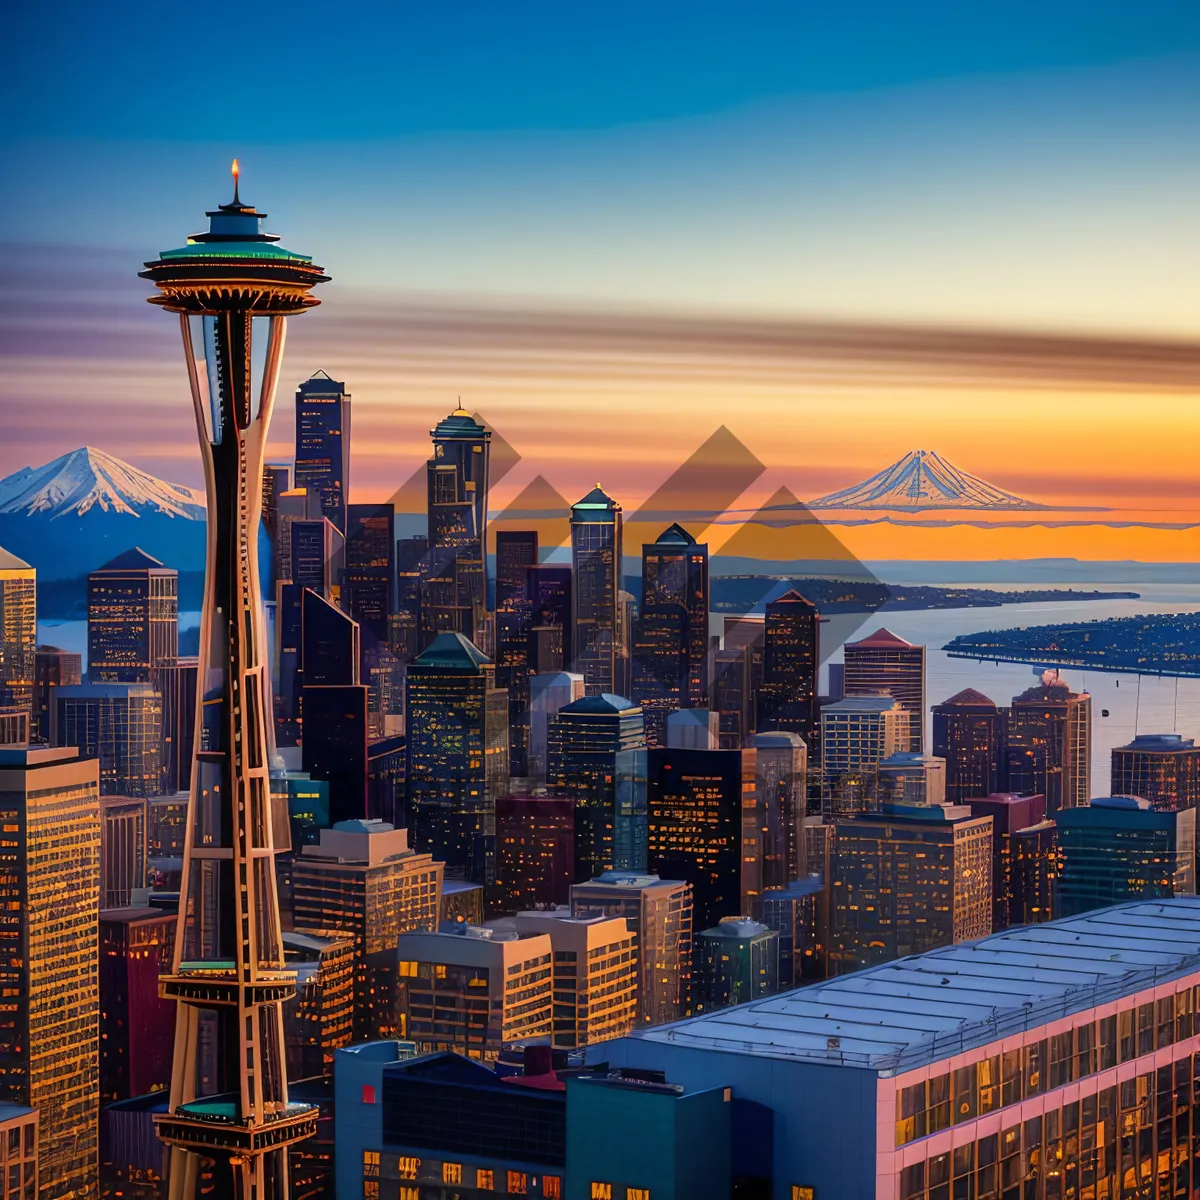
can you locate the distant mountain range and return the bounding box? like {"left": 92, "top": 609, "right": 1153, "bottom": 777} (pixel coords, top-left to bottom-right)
{"left": 808, "top": 449, "right": 1044, "bottom": 510}
{"left": 0, "top": 447, "right": 207, "bottom": 584}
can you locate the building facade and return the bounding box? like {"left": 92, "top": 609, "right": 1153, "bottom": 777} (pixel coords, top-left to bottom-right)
{"left": 1111, "top": 733, "right": 1200, "bottom": 813}
{"left": 0, "top": 550, "right": 35, "bottom": 722}
{"left": 52, "top": 683, "right": 163, "bottom": 797}
{"left": 294, "top": 370, "right": 351, "bottom": 534}
{"left": 843, "top": 626, "right": 927, "bottom": 753}
{"left": 755, "top": 591, "right": 820, "bottom": 752}
{"left": 86, "top": 548, "right": 178, "bottom": 683}
{"left": 1006, "top": 675, "right": 1092, "bottom": 813}
{"left": 570, "top": 486, "right": 623, "bottom": 697}
{"left": 932, "top": 687, "right": 1007, "bottom": 804}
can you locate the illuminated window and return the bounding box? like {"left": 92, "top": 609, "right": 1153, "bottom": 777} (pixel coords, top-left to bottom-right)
{"left": 544, "top": 1177, "right": 562, "bottom": 1199}
{"left": 476, "top": 1168, "right": 494, "bottom": 1189}
{"left": 627, "top": 1191, "right": 651, "bottom": 1200}
{"left": 362, "top": 1150, "right": 380, "bottom": 1165}
{"left": 793, "top": 1188, "right": 815, "bottom": 1200}
{"left": 508, "top": 1171, "right": 528, "bottom": 1194}
{"left": 443, "top": 1162, "right": 463, "bottom": 1184}
{"left": 400, "top": 1190, "right": 418, "bottom": 1200}
{"left": 398, "top": 960, "right": 417, "bottom": 977}
{"left": 591, "top": 1186, "right": 613, "bottom": 1200}
{"left": 398, "top": 1156, "right": 420, "bottom": 1180}
{"left": 361, "top": 1084, "right": 376, "bottom": 1104}
{"left": 436, "top": 963, "right": 448, "bottom": 979}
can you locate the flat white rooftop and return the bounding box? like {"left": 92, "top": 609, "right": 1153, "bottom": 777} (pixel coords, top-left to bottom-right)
{"left": 633, "top": 898, "right": 1200, "bottom": 1073}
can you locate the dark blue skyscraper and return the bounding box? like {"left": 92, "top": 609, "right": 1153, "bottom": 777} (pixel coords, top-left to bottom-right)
{"left": 570, "top": 485, "right": 623, "bottom": 696}
{"left": 423, "top": 409, "right": 491, "bottom": 649}
{"left": 295, "top": 370, "right": 351, "bottom": 534}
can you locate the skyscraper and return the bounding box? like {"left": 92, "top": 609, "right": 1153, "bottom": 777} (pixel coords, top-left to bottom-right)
{"left": 87, "top": 548, "right": 178, "bottom": 683}
{"left": 53, "top": 683, "right": 163, "bottom": 797}
{"left": 843, "top": 627, "right": 926, "bottom": 752}
{"left": 931, "top": 687, "right": 1007, "bottom": 803}
{"left": 747, "top": 731, "right": 808, "bottom": 897}
{"left": 967, "top": 791, "right": 1048, "bottom": 930}
{"left": 294, "top": 370, "right": 351, "bottom": 534}
{"left": 1056, "top": 796, "right": 1195, "bottom": 917}
{"left": 547, "top": 694, "right": 647, "bottom": 881}
{"left": 631, "top": 524, "right": 710, "bottom": 747}
{"left": 391, "top": 535, "right": 428, "bottom": 665}
{"left": 31, "top": 645, "right": 81, "bottom": 744}
{"left": 876, "top": 751, "right": 947, "bottom": 807}
{"left": 819, "top": 694, "right": 910, "bottom": 814}
{"left": 292, "top": 820, "right": 443, "bottom": 1039}
{"left": 528, "top": 670, "right": 586, "bottom": 782}
{"left": 405, "top": 632, "right": 509, "bottom": 878}
{"left": 344, "top": 502, "right": 395, "bottom": 662}
{"left": 526, "top": 563, "right": 572, "bottom": 674}
{"left": 494, "top": 532, "right": 539, "bottom": 776}
{"left": 140, "top": 167, "right": 327, "bottom": 1192}
{"left": 695, "top": 917, "right": 779, "bottom": 1013}
{"left": 571, "top": 870, "right": 693, "bottom": 1026}
{"left": 0, "top": 549, "right": 35, "bottom": 722}
{"left": 493, "top": 794, "right": 574, "bottom": 913}
{"left": 0, "top": 744, "right": 100, "bottom": 1197}
{"left": 570, "top": 485, "right": 623, "bottom": 696}
{"left": 647, "top": 746, "right": 746, "bottom": 931}
{"left": 829, "top": 801, "right": 993, "bottom": 975}
{"left": 1111, "top": 733, "right": 1200, "bottom": 812}
{"left": 1006, "top": 674, "right": 1092, "bottom": 812}
{"left": 100, "top": 796, "right": 147, "bottom": 908}
{"left": 300, "top": 589, "right": 369, "bottom": 825}
{"left": 423, "top": 409, "right": 491, "bottom": 648}
{"left": 711, "top": 644, "right": 752, "bottom": 749}
{"left": 754, "top": 591, "right": 820, "bottom": 751}
{"left": 261, "top": 462, "right": 292, "bottom": 544}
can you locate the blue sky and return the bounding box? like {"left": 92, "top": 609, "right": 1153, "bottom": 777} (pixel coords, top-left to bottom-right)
{"left": 3, "top": 0, "right": 1200, "bottom": 563}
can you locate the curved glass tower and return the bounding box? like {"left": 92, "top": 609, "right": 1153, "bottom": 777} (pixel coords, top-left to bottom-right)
{"left": 139, "top": 166, "right": 329, "bottom": 1200}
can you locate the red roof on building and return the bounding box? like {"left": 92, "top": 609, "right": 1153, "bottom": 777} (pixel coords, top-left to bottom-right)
{"left": 846, "top": 627, "right": 915, "bottom": 649}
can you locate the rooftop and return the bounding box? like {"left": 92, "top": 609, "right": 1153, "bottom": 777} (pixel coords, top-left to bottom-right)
{"left": 630, "top": 899, "right": 1200, "bottom": 1073}
{"left": 571, "top": 484, "right": 620, "bottom": 517}
{"left": 413, "top": 631, "right": 491, "bottom": 670}
{"left": 1117, "top": 733, "right": 1198, "bottom": 753}
{"left": 652, "top": 522, "right": 698, "bottom": 546}
{"left": 846, "top": 626, "right": 917, "bottom": 650}
{"left": 822, "top": 694, "right": 904, "bottom": 715}
{"left": 0, "top": 546, "right": 32, "bottom": 572}
{"left": 558, "top": 693, "right": 638, "bottom": 716}
{"left": 431, "top": 409, "right": 488, "bottom": 439}
{"left": 93, "top": 546, "right": 169, "bottom": 572}
{"left": 938, "top": 687, "right": 997, "bottom": 708}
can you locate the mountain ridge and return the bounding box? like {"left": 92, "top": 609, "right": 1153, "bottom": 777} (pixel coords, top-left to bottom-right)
{"left": 808, "top": 449, "right": 1042, "bottom": 510}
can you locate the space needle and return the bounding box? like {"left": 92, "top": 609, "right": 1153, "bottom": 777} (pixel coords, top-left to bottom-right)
{"left": 140, "top": 163, "right": 328, "bottom": 1199}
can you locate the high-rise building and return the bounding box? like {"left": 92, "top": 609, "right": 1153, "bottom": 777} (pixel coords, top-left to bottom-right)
{"left": 31, "top": 645, "right": 81, "bottom": 745}
{"left": 631, "top": 524, "right": 709, "bottom": 746}
{"left": 98, "top": 906, "right": 176, "bottom": 1103}
{"left": 528, "top": 671, "right": 586, "bottom": 783}
{"left": 156, "top": 654, "right": 197, "bottom": 795}
{"left": 274, "top": 484, "right": 324, "bottom": 592}
{"left": 281, "top": 931, "right": 355, "bottom": 1080}
{"left": 829, "top": 801, "right": 993, "bottom": 975}
{"left": 53, "top": 683, "right": 163, "bottom": 797}
{"left": 843, "top": 627, "right": 926, "bottom": 752}
{"left": 1056, "top": 795, "right": 1195, "bottom": 918}
{"left": 405, "top": 632, "right": 509, "bottom": 878}
{"left": 390, "top": 924, "right": 554, "bottom": 1060}
{"left": 344, "top": 502, "right": 395, "bottom": 662}
{"left": 931, "top": 687, "right": 1007, "bottom": 803}
{"left": 261, "top": 461, "right": 292, "bottom": 544}
{"left": 494, "top": 532, "right": 540, "bottom": 777}
{"left": 289, "top": 516, "right": 346, "bottom": 603}
{"left": 819, "top": 694, "right": 910, "bottom": 814}
{"left": 0, "top": 744, "right": 100, "bottom": 1196}
{"left": 140, "top": 169, "right": 327, "bottom": 1188}
{"left": 493, "top": 794, "right": 574, "bottom": 913}
{"left": 547, "top": 694, "right": 647, "bottom": 881}
{"left": 295, "top": 370, "right": 351, "bottom": 534}
{"left": 300, "top": 589, "right": 369, "bottom": 825}
{"left": 293, "top": 820, "right": 443, "bottom": 1039}
{"left": 423, "top": 409, "right": 491, "bottom": 647}
{"left": 570, "top": 485, "right": 623, "bottom": 696}
{"left": 0, "top": 549, "right": 36, "bottom": 722}
{"left": 526, "top": 563, "right": 572, "bottom": 674}
{"left": 876, "top": 751, "right": 947, "bottom": 807}
{"left": 1006, "top": 675, "right": 1091, "bottom": 812}
{"left": 1111, "top": 733, "right": 1200, "bottom": 812}
{"left": 495, "top": 911, "right": 637, "bottom": 1048}
{"left": 87, "top": 548, "right": 178, "bottom": 683}
{"left": 571, "top": 871, "right": 693, "bottom": 1026}
{"left": 391, "top": 535, "right": 428, "bottom": 665}
{"left": 647, "top": 746, "right": 746, "bottom": 931}
{"left": 755, "top": 591, "right": 820, "bottom": 752}
{"left": 711, "top": 644, "right": 752, "bottom": 749}
{"left": 760, "top": 877, "right": 825, "bottom": 987}
{"left": 747, "top": 731, "right": 808, "bottom": 900}
{"left": 695, "top": 916, "right": 779, "bottom": 1013}
{"left": 966, "top": 792, "right": 1048, "bottom": 930}
{"left": 100, "top": 796, "right": 146, "bottom": 908}
{"left": 1009, "top": 818, "right": 1058, "bottom": 925}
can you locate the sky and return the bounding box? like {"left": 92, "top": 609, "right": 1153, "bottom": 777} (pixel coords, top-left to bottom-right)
{"left": 3, "top": 0, "right": 1199, "bottom": 562}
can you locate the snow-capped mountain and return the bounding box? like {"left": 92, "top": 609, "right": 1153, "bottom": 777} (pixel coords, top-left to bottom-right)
{"left": 808, "top": 450, "right": 1041, "bottom": 510}
{"left": 0, "top": 447, "right": 205, "bottom": 519}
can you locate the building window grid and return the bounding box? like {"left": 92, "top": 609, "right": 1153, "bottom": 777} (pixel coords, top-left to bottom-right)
{"left": 897, "top": 985, "right": 1199, "bottom": 1148}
